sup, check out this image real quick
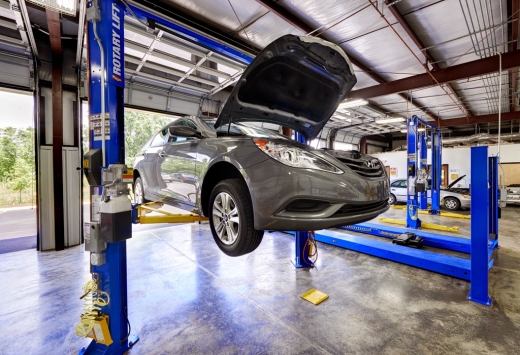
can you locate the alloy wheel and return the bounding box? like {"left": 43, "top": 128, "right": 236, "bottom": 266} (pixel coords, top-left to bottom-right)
{"left": 134, "top": 179, "right": 144, "bottom": 204}
{"left": 445, "top": 199, "right": 457, "bottom": 210}
{"left": 212, "top": 192, "right": 240, "bottom": 245}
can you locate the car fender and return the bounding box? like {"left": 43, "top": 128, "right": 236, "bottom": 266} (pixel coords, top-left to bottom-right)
{"left": 198, "top": 154, "right": 263, "bottom": 222}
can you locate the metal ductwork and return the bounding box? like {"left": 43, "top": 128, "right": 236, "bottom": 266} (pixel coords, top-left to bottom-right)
{"left": 391, "top": 133, "right": 520, "bottom": 151}
{"left": 441, "top": 133, "right": 520, "bottom": 146}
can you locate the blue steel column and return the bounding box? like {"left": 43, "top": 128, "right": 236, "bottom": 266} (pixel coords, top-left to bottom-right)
{"left": 406, "top": 116, "right": 421, "bottom": 229}
{"left": 430, "top": 131, "right": 441, "bottom": 214}
{"left": 489, "top": 156, "right": 499, "bottom": 246}
{"left": 418, "top": 133, "right": 428, "bottom": 209}
{"left": 467, "top": 146, "right": 492, "bottom": 306}
{"left": 293, "top": 132, "right": 313, "bottom": 268}
{"left": 81, "top": 1, "right": 136, "bottom": 354}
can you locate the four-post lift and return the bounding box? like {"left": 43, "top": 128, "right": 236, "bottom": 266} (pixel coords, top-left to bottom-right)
{"left": 309, "top": 115, "right": 500, "bottom": 306}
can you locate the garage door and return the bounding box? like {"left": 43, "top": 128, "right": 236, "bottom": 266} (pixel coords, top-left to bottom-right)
{"left": 0, "top": 53, "right": 32, "bottom": 89}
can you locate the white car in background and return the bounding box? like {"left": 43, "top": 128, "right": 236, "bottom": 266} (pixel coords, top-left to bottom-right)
{"left": 389, "top": 176, "right": 470, "bottom": 211}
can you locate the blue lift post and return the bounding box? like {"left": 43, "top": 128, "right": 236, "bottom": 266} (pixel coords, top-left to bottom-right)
{"left": 406, "top": 116, "right": 421, "bottom": 229}
{"left": 292, "top": 132, "right": 314, "bottom": 268}
{"left": 81, "top": 1, "right": 138, "bottom": 354}
{"left": 418, "top": 133, "right": 428, "bottom": 210}
{"left": 430, "top": 130, "right": 442, "bottom": 214}
{"left": 467, "top": 146, "right": 494, "bottom": 306}
{"left": 405, "top": 115, "right": 442, "bottom": 228}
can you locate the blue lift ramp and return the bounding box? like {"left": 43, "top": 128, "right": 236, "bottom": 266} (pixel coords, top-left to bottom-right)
{"left": 341, "top": 222, "right": 471, "bottom": 253}
{"left": 314, "top": 229, "right": 471, "bottom": 281}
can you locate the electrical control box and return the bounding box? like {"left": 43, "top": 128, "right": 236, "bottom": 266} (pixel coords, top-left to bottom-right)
{"left": 84, "top": 149, "right": 103, "bottom": 186}
{"left": 84, "top": 222, "right": 106, "bottom": 252}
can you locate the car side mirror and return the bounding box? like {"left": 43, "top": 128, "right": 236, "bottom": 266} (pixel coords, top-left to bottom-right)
{"left": 169, "top": 125, "right": 201, "bottom": 138}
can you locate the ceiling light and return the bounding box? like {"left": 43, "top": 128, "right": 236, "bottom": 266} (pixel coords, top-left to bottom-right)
{"left": 333, "top": 115, "right": 351, "bottom": 121}
{"left": 418, "top": 128, "right": 426, "bottom": 132}
{"left": 400, "top": 129, "right": 407, "bottom": 133}
{"left": 27, "top": 0, "right": 76, "bottom": 16}
{"left": 376, "top": 117, "right": 406, "bottom": 124}
{"left": 337, "top": 99, "right": 369, "bottom": 109}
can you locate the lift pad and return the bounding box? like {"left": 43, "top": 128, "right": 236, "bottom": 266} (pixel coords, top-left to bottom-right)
{"left": 392, "top": 205, "right": 470, "bottom": 219}
{"left": 132, "top": 203, "right": 208, "bottom": 224}
{"left": 301, "top": 288, "right": 329, "bottom": 305}
{"left": 379, "top": 217, "right": 460, "bottom": 233}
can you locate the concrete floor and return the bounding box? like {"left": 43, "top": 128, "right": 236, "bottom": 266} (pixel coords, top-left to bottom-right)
{"left": 1, "top": 207, "right": 520, "bottom": 354}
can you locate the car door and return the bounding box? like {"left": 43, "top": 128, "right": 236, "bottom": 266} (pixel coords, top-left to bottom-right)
{"left": 158, "top": 120, "right": 200, "bottom": 209}
{"left": 139, "top": 128, "right": 168, "bottom": 199}
{"left": 390, "top": 180, "right": 407, "bottom": 202}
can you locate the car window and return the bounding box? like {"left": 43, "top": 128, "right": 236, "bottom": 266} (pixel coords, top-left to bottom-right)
{"left": 216, "top": 123, "right": 289, "bottom": 139}
{"left": 391, "top": 180, "right": 407, "bottom": 188}
{"left": 150, "top": 131, "right": 167, "bottom": 147}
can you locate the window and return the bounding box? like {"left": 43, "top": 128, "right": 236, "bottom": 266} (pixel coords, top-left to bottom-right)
{"left": 150, "top": 131, "right": 167, "bottom": 146}
{"left": 391, "top": 180, "right": 406, "bottom": 188}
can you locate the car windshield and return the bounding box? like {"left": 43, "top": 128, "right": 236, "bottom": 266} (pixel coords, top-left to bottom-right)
{"left": 201, "top": 119, "right": 289, "bottom": 140}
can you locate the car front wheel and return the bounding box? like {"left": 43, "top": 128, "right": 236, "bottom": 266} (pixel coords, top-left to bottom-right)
{"left": 388, "top": 193, "right": 396, "bottom": 205}
{"left": 443, "top": 197, "right": 461, "bottom": 211}
{"left": 133, "top": 176, "right": 149, "bottom": 205}
{"left": 209, "top": 179, "right": 263, "bottom": 257}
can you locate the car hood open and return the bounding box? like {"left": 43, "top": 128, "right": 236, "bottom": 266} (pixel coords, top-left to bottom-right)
{"left": 447, "top": 175, "right": 467, "bottom": 189}
{"left": 214, "top": 35, "right": 357, "bottom": 141}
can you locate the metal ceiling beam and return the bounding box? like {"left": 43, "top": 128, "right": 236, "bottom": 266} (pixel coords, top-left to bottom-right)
{"left": 384, "top": 0, "right": 472, "bottom": 117}
{"left": 349, "top": 49, "right": 520, "bottom": 99}
{"left": 439, "top": 111, "right": 520, "bottom": 127}
{"left": 254, "top": 0, "right": 439, "bottom": 122}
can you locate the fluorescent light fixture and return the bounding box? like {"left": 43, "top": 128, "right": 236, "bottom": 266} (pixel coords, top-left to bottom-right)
{"left": 376, "top": 117, "right": 406, "bottom": 124}
{"left": 27, "top": 0, "right": 76, "bottom": 16}
{"left": 400, "top": 129, "right": 407, "bottom": 133}
{"left": 332, "top": 115, "right": 351, "bottom": 121}
{"left": 337, "top": 99, "right": 369, "bottom": 109}
{"left": 418, "top": 128, "right": 426, "bottom": 132}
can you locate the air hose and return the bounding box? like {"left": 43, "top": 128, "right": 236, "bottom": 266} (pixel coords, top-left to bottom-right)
{"left": 408, "top": 204, "right": 418, "bottom": 221}
{"left": 76, "top": 277, "right": 110, "bottom": 337}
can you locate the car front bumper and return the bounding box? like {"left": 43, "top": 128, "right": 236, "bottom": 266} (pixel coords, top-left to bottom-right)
{"left": 245, "top": 159, "right": 390, "bottom": 231}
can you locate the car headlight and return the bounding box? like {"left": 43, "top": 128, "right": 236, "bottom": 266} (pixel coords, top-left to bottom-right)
{"left": 254, "top": 139, "right": 343, "bottom": 174}
{"left": 462, "top": 194, "right": 470, "bottom": 199}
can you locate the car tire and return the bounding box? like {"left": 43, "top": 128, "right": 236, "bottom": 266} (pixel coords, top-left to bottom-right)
{"left": 443, "top": 197, "right": 461, "bottom": 211}
{"left": 133, "top": 177, "right": 149, "bottom": 205}
{"left": 388, "top": 193, "right": 396, "bottom": 205}
{"left": 209, "top": 179, "right": 264, "bottom": 257}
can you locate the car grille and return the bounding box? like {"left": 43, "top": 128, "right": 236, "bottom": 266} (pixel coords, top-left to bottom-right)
{"left": 335, "top": 157, "right": 385, "bottom": 178}
{"left": 331, "top": 200, "right": 388, "bottom": 217}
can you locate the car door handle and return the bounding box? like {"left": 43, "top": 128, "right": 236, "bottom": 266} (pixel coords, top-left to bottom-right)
{"left": 158, "top": 151, "right": 166, "bottom": 158}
